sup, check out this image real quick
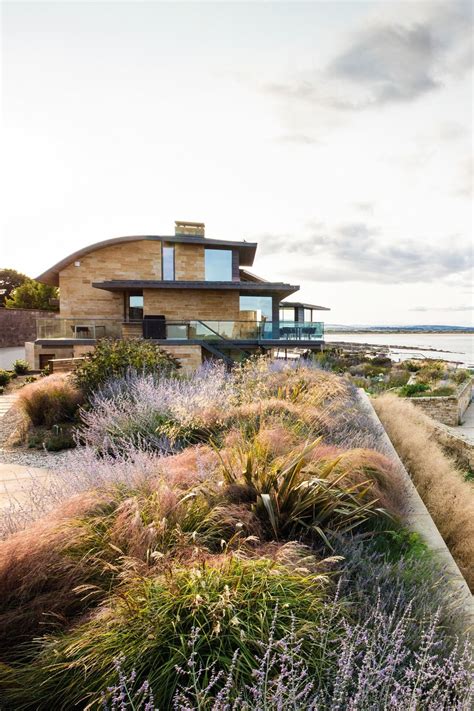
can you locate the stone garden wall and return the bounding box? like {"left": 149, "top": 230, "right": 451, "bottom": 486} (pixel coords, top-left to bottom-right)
{"left": 0, "top": 308, "right": 56, "bottom": 348}
{"left": 408, "top": 379, "right": 472, "bottom": 426}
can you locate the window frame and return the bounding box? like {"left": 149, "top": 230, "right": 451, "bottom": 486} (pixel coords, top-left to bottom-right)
{"left": 162, "top": 242, "right": 175, "bottom": 281}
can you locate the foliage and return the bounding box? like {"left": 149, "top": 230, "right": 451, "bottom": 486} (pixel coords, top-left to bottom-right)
{"left": 12, "top": 359, "right": 29, "bottom": 375}
{"left": 453, "top": 369, "right": 471, "bottom": 384}
{"left": 1, "top": 556, "right": 338, "bottom": 709}
{"left": 0, "top": 370, "right": 11, "bottom": 387}
{"left": 4, "top": 279, "right": 59, "bottom": 311}
{"left": 17, "top": 374, "right": 83, "bottom": 427}
{"left": 102, "top": 600, "right": 473, "bottom": 711}
{"left": 429, "top": 386, "right": 456, "bottom": 397}
{"left": 73, "top": 338, "right": 180, "bottom": 397}
{"left": 0, "top": 359, "right": 470, "bottom": 711}
{"left": 27, "top": 425, "right": 76, "bottom": 452}
{"left": 0, "top": 268, "right": 28, "bottom": 307}
{"left": 403, "top": 360, "right": 423, "bottom": 372}
{"left": 399, "top": 382, "right": 430, "bottom": 397}
{"left": 218, "top": 437, "right": 390, "bottom": 544}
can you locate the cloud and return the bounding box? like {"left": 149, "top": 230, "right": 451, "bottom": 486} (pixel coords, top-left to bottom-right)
{"left": 409, "top": 305, "right": 473, "bottom": 313}
{"left": 276, "top": 133, "right": 319, "bottom": 145}
{"left": 258, "top": 221, "right": 473, "bottom": 285}
{"left": 265, "top": 2, "right": 472, "bottom": 111}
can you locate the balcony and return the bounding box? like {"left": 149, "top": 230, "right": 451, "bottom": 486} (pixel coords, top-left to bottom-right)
{"left": 36, "top": 318, "right": 324, "bottom": 343}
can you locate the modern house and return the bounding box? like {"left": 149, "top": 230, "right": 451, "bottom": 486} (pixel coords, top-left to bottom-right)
{"left": 26, "top": 221, "right": 329, "bottom": 371}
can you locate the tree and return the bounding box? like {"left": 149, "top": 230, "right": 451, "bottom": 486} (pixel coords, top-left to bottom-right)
{"left": 0, "top": 269, "right": 29, "bottom": 306}
{"left": 5, "top": 280, "right": 59, "bottom": 311}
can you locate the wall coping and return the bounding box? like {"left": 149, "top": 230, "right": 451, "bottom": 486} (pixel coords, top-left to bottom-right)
{"left": 406, "top": 377, "right": 472, "bottom": 403}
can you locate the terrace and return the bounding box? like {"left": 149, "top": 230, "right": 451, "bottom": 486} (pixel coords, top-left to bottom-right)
{"left": 35, "top": 317, "right": 325, "bottom": 344}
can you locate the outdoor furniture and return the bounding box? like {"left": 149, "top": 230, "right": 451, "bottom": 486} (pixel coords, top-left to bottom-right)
{"left": 280, "top": 326, "right": 297, "bottom": 339}
{"left": 73, "top": 324, "right": 96, "bottom": 338}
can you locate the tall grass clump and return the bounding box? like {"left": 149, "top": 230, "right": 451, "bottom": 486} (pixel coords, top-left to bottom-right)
{"left": 102, "top": 600, "right": 473, "bottom": 711}
{"left": 1, "top": 555, "right": 340, "bottom": 709}
{"left": 17, "top": 374, "right": 83, "bottom": 427}
{"left": 374, "top": 394, "right": 474, "bottom": 590}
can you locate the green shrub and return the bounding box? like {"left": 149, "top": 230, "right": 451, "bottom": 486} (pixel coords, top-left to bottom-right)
{"left": 453, "top": 369, "right": 471, "bottom": 385}
{"left": 24, "top": 375, "right": 37, "bottom": 384}
{"left": 0, "top": 370, "right": 11, "bottom": 387}
{"left": 399, "top": 383, "right": 430, "bottom": 397}
{"left": 28, "top": 426, "right": 76, "bottom": 451}
{"left": 17, "top": 374, "right": 83, "bottom": 427}
{"left": 385, "top": 369, "right": 409, "bottom": 387}
{"left": 370, "top": 355, "right": 392, "bottom": 368}
{"left": 2, "top": 556, "right": 338, "bottom": 709}
{"left": 12, "top": 359, "right": 29, "bottom": 375}
{"left": 416, "top": 361, "right": 446, "bottom": 384}
{"left": 73, "top": 338, "right": 180, "bottom": 396}
{"left": 403, "top": 360, "right": 422, "bottom": 372}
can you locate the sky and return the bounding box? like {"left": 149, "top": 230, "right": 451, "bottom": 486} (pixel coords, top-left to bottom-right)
{"left": 1, "top": 0, "right": 473, "bottom": 326}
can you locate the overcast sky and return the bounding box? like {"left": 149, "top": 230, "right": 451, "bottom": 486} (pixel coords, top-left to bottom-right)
{"left": 1, "top": 0, "right": 473, "bottom": 325}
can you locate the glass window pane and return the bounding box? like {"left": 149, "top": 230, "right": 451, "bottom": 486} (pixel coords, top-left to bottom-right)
{"left": 240, "top": 296, "right": 272, "bottom": 321}
{"left": 129, "top": 295, "right": 143, "bottom": 321}
{"left": 304, "top": 309, "right": 312, "bottom": 322}
{"left": 163, "top": 244, "right": 175, "bottom": 280}
{"left": 205, "top": 249, "right": 232, "bottom": 281}
{"left": 279, "top": 308, "right": 294, "bottom": 322}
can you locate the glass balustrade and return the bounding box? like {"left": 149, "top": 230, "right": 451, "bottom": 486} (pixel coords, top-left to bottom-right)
{"left": 36, "top": 318, "right": 324, "bottom": 342}
{"left": 36, "top": 318, "right": 123, "bottom": 340}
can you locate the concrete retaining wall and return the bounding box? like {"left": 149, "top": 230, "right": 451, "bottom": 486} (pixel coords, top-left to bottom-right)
{"left": 408, "top": 379, "right": 472, "bottom": 426}
{"left": 432, "top": 422, "right": 474, "bottom": 470}
{"left": 357, "top": 390, "right": 474, "bottom": 637}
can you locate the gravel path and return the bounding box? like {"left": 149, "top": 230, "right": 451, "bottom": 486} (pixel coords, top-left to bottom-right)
{"left": 0, "top": 399, "right": 72, "bottom": 470}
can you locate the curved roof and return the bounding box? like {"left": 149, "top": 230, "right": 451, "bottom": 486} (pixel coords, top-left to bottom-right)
{"left": 36, "top": 234, "right": 258, "bottom": 286}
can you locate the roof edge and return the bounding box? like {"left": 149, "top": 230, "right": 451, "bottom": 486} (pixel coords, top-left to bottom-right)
{"left": 36, "top": 234, "right": 258, "bottom": 285}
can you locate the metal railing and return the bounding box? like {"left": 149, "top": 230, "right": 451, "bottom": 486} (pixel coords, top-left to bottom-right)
{"left": 36, "top": 318, "right": 324, "bottom": 342}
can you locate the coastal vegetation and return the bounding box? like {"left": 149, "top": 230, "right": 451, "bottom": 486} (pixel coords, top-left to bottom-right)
{"left": 314, "top": 349, "right": 471, "bottom": 398}
{"left": 0, "top": 355, "right": 471, "bottom": 709}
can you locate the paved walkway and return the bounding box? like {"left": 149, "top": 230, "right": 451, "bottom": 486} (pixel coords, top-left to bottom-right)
{"left": 0, "top": 394, "right": 18, "bottom": 419}
{"left": 0, "top": 461, "right": 54, "bottom": 509}
{"left": 447, "top": 398, "right": 474, "bottom": 444}
{"left": 0, "top": 393, "right": 57, "bottom": 509}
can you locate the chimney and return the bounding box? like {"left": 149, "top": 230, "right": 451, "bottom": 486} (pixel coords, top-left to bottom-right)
{"left": 175, "top": 220, "right": 205, "bottom": 238}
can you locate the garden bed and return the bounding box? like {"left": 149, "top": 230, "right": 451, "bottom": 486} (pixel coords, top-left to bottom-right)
{"left": 0, "top": 354, "right": 472, "bottom": 709}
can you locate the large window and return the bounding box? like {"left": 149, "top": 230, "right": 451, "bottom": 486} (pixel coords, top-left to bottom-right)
{"left": 162, "top": 243, "right": 175, "bottom": 280}
{"left": 279, "top": 307, "right": 295, "bottom": 322}
{"left": 240, "top": 295, "right": 273, "bottom": 322}
{"left": 128, "top": 294, "right": 143, "bottom": 321}
{"left": 205, "top": 249, "right": 232, "bottom": 281}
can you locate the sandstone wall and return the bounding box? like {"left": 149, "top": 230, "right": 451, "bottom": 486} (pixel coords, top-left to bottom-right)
{"left": 0, "top": 309, "right": 57, "bottom": 348}
{"left": 143, "top": 289, "right": 239, "bottom": 320}
{"left": 409, "top": 379, "right": 472, "bottom": 426}
{"left": 59, "top": 240, "right": 163, "bottom": 318}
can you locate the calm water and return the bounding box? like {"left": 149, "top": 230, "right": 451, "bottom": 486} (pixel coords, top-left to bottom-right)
{"left": 325, "top": 333, "right": 474, "bottom": 366}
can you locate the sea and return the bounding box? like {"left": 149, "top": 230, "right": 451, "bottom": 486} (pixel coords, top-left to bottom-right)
{"left": 324, "top": 333, "right": 474, "bottom": 367}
